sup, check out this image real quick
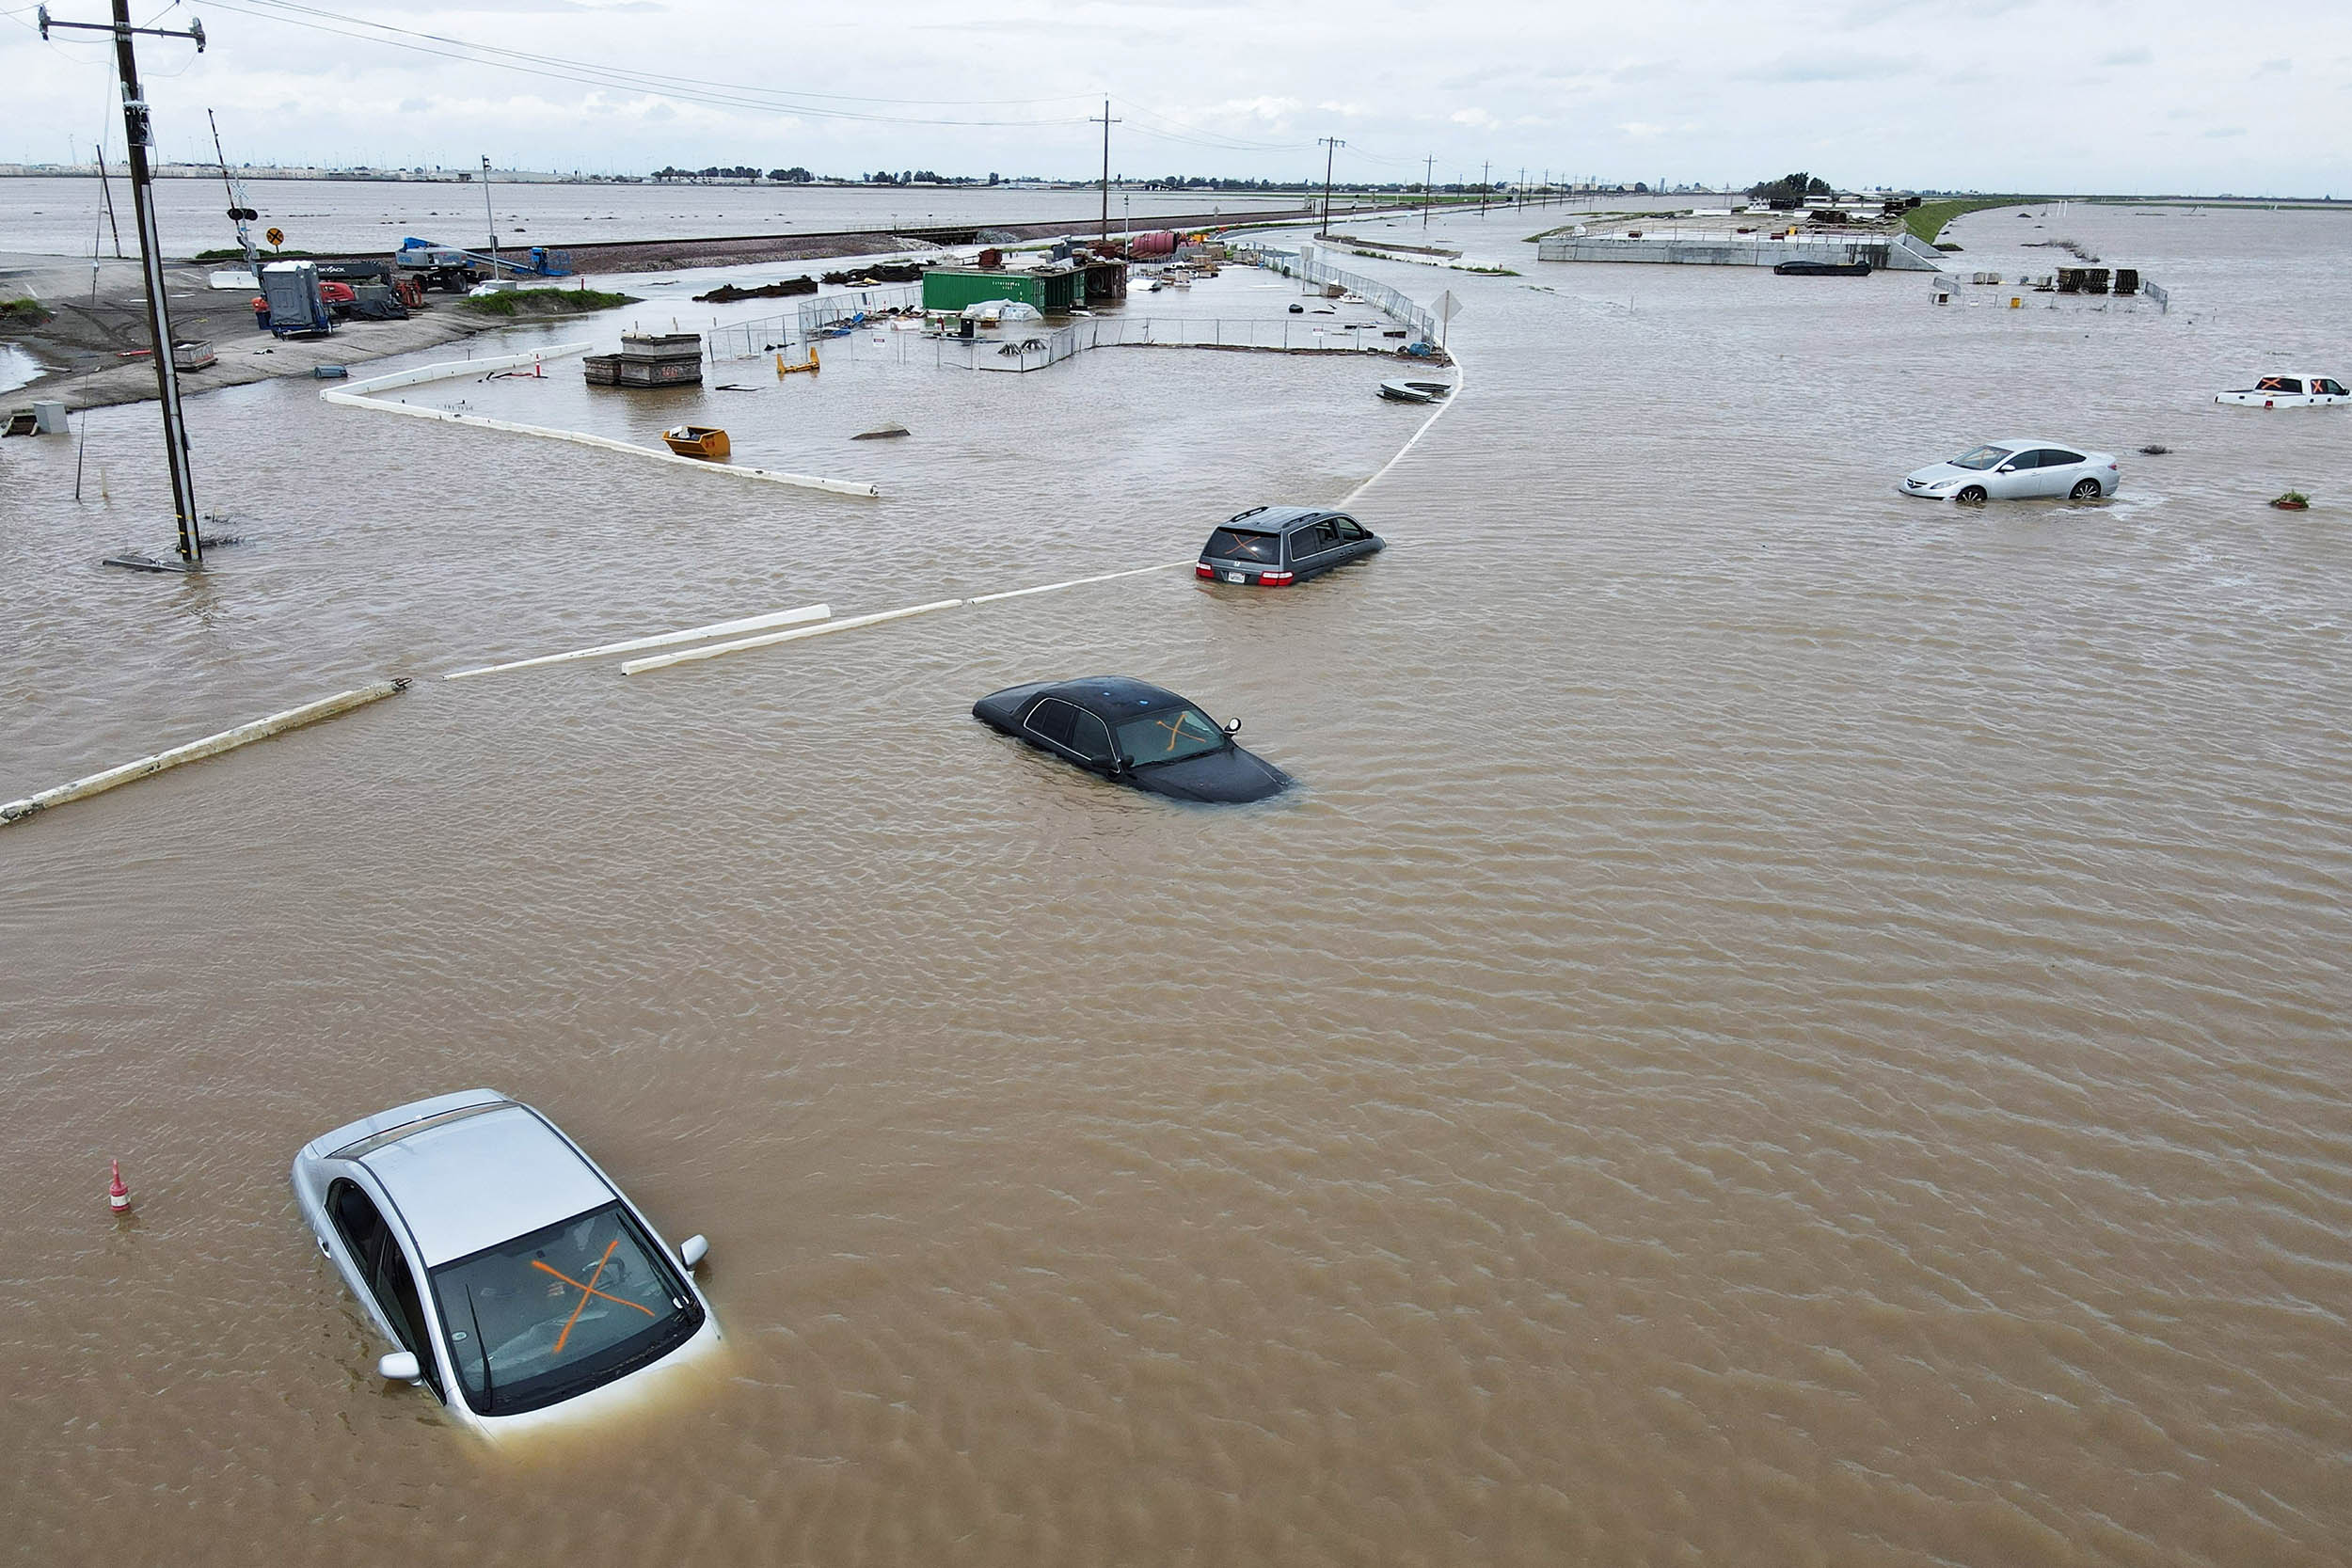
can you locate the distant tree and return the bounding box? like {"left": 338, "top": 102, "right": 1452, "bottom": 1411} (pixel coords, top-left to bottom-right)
{"left": 987, "top": 171, "right": 999, "bottom": 185}
{"left": 769, "top": 166, "right": 813, "bottom": 183}
{"left": 1748, "top": 171, "right": 1833, "bottom": 202}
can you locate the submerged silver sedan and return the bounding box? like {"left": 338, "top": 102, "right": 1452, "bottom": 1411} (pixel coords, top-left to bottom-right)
{"left": 292, "top": 1089, "right": 720, "bottom": 1438}
{"left": 1897, "top": 439, "right": 2120, "bottom": 502}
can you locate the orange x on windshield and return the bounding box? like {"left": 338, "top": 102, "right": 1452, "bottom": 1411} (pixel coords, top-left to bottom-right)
{"left": 533, "top": 1241, "right": 657, "bottom": 1355}
{"left": 1150, "top": 715, "right": 1202, "bottom": 752}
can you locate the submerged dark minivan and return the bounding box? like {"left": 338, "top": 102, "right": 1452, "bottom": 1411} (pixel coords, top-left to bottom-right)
{"left": 1196, "top": 505, "right": 1383, "bottom": 587}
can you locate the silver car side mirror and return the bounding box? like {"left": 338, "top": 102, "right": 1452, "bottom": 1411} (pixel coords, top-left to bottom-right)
{"left": 377, "top": 1351, "right": 421, "bottom": 1383}
{"left": 679, "top": 1234, "right": 708, "bottom": 1269}
{"left": 1223, "top": 718, "right": 1242, "bottom": 735}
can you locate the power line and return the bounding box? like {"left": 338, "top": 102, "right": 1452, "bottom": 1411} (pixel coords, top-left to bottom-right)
{"left": 187, "top": 0, "right": 1099, "bottom": 126}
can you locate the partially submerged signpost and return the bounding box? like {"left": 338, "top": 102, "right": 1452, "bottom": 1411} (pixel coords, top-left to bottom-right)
{"left": 40, "top": 0, "right": 210, "bottom": 573}
{"left": 1432, "top": 288, "right": 1463, "bottom": 350}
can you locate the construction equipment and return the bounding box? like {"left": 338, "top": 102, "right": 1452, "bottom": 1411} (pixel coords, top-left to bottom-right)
{"left": 392, "top": 236, "right": 575, "bottom": 293}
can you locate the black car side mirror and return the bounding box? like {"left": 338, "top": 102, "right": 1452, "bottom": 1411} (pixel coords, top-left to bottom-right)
{"left": 1223, "top": 719, "right": 1242, "bottom": 736}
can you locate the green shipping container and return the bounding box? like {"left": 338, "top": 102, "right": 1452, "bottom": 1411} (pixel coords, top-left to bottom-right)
{"left": 924, "top": 269, "right": 1044, "bottom": 311}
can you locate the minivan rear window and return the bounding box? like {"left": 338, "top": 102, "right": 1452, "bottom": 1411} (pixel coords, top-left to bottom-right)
{"left": 1205, "top": 529, "right": 1279, "bottom": 562}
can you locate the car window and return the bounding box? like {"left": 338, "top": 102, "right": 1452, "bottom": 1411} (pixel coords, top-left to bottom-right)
{"left": 2319, "top": 380, "right": 2345, "bottom": 396}
{"left": 1023, "top": 698, "right": 1081, "bottom": 750}
{"left": 1334, "top": 518, "right": 1368, "bottom": 542}
{"left": 330, "top": 1180, "right": 443, "bottom": 1395}
{"left": 1116, "top": 706, "right": 1226, "bottom": 766}
{"left": 430, "top": 1202, "right": 700, "bottom": 1418}
{"left": 1205, "top": 529, "right": 1279, "bottom": 561}
{"left": 1949, "top": 445, "right": 2012, "bottom": 471}
{"left": 2037, "top": 449, "right": 2085, "bottom": 467}
{"left": 2256, "top": 376, "right": 2300, "bottom": 392}
{"left": 1069, "top": 710, "right": 1114, "bottom": 763}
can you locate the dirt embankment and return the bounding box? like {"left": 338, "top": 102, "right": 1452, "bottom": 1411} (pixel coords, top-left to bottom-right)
{"left": 1, "top": 253, "right": 493, "bottom": 411}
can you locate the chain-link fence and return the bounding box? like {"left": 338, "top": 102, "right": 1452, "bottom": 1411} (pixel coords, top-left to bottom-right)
{"left": 930, "top": 313, "right": 1412, "bottom": 372}
{"left": 706, "top": 283, "right": 923, "bottom": 360}
{"left": 1232, "top": 243, "right": 1438, "bottom": 340}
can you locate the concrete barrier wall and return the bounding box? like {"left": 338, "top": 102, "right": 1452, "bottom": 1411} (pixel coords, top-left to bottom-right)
{"left": 1535, "top": 235, "right": 1943, "bottom": 272}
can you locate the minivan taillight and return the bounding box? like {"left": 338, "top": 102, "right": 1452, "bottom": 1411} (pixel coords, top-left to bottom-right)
{"left": 1195, "top": 562, "right": 1215, "bottom": 578}
{"left": 1261, "top": 571, "right": 1295, "bottom": 586}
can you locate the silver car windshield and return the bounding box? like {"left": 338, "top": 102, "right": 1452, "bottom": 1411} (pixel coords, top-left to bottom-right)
{"left": 1949, "top": 445, "right": 2012, "bottom": 471}
{"left": 1117, "top": 706, "right": 1226, "bottom": 766}
{"left": 429, "top": 1201, "right": 699, "bottom": 1417}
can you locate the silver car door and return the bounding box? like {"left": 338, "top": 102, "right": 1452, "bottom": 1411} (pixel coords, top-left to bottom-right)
{"left": 1985, "top": 451, "right": 2035, "bottom": 498}
{"left": 2039, "top": 449, "right": 2089, "bottom": 496}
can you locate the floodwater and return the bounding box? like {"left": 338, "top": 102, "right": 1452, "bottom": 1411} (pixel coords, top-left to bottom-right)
{"left": 0, "top": 175, "right": 1330, "bottom": 261}
{"left": 5, "top": 201, "right": 2351, "bottom": 1566}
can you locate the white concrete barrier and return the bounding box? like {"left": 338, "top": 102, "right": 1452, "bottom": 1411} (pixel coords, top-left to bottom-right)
{"left": 621, "top": 599, "right": 965, "bottom": 674}
{"left": 325, "top": 344, "right": 881, "bottom": 498}
{"left": 965, "top": 561, "right": 1192, "bottom": 605}
{"left": 2, "top": 680, "right": 406, "bottom": 826}
{"left": 444, "top": 604, "right": 833, "bottom": 680}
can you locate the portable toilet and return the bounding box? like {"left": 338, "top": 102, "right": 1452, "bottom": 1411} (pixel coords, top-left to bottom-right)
{"left": 260, "top": 261, "right": 332, "bottom": 337}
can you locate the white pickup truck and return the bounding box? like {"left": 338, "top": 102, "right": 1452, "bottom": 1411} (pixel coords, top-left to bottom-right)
{"left": 2216, "top": 374, "right": 2348, "bottom": 408}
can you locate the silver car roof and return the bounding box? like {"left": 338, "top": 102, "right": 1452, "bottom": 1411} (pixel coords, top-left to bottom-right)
{"left": 359, "top": 1102, "right": 616, "bottom": 1267}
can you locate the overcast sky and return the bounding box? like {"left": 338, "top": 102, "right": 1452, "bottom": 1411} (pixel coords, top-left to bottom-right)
{"left": 7, "top": 0, "right": 2348, "bottom": 194}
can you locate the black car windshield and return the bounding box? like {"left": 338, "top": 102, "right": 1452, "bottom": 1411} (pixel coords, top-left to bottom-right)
{"left": 429, "top": 1201, "right": 701, "bottom": 1418}
{"left": 1205, "top": 529, "right": 1279, "bottom": 561}
{"left": 1948, "top": 445, "right": 2013, "bottom": 470}
{"left": 1118, "top": 706, "right": 1226, "bottom": 766}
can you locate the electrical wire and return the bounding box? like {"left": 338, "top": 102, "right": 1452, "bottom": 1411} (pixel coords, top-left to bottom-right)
{"left": 189, "top": 0, "right": 1097, "bottom": 125}
{"left": 233, "top": 0, "right": 1092, "bottom": 107}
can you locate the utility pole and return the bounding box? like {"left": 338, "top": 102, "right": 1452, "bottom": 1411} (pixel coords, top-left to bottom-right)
{"left": 482, "top": 155, "right": 499, "bottom": 277}
{"left": 93, "top": 144, "right": 124, "bottom": 259}
{"left": 1481, "top": 160, "right": 1490, "bottom": 215}
{"left": 41, "top": 0, "right": 208, "bottom": 570}
{"left": 1422, "top": 153, "right": 1435, "bottom": 230}
{"left": 1317, "top": 136, "right": 1344, "bottom": 237}
{"left": 208, "top": 109, "right": 257, "bottom": 274}
{"left": 1090, "top": 100, "right": 1119, "bottom": 244}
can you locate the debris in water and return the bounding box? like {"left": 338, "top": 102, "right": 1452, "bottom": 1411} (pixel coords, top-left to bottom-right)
{"left": 694, "top": 277, "right": 818, "bottom": 304}
{"left": 2139, "top": 444, "right": 2169, "bottom": 455}
{"left": 852, "top": 423, "right": 911, "bottom": 440}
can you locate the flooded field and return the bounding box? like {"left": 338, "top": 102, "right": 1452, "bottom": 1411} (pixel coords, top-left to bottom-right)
{"left": 5, "top": 201, "right": 2351, "bottom": 1566}
{"left": 0, "top": 176, "right": 1326, "bottom": 261}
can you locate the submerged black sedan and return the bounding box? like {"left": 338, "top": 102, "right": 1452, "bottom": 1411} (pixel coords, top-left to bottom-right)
{"left": 973, "top": 676, "right": 1292, "bottom": 803}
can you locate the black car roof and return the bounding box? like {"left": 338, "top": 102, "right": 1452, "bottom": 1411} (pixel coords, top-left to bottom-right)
{"left": 1218, "top": 505, "right": 1343, "bottom": 534}
{"left": 1037, "top": 675, "right": 1194, "bottom": 719}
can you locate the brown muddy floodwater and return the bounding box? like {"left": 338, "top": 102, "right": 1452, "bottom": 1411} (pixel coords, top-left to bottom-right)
{"left": 4, "top": 203, "right": 2351, "bottom": 1566}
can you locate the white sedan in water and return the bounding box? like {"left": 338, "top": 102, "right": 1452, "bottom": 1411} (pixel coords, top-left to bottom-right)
{"left": 1897, "top": 439, "right": 2120, "bottom": 503}
{"left": 292, "top": 1089, "right": 720, "bottom": 1438}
